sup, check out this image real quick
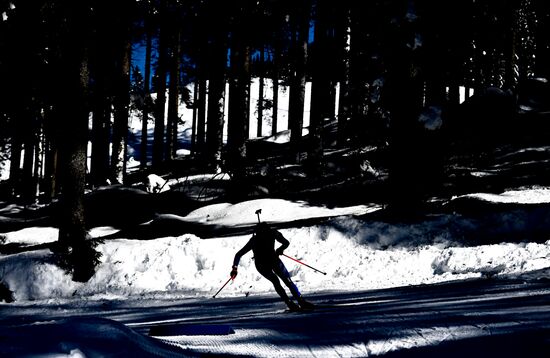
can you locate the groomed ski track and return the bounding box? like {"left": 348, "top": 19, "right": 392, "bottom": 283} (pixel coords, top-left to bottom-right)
{"left": 0, "top": 277, "right": 549, "bottom": 357}
{"left": 135, "top": 277, "right": 550, "bottom": 357}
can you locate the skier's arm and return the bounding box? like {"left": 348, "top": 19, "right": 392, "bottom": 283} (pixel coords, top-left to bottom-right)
{"left": 233, "top": 239, "right": 253, "bottom": 267}
{"left": 274, "top": 231, "right": 289, "bottom": 255}
{"left": 231, "top": 239, "right": 253, "bottom": 279}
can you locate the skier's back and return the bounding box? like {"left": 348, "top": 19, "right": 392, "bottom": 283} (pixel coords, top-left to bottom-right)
{"left": 231, "top": 222, "right": 314, "bottom": 311}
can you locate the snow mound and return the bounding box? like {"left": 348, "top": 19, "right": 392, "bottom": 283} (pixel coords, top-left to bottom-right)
{"left": 183, "top": 198, "right": 378, "bottom": 226}
{"left": 432, "top": 242, "right": 550, "bottom": 277}
{"left": 0, "top": 251, "right": 78, "bottom": 300}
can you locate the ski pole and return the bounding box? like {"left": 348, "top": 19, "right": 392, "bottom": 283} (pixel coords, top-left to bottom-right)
{"left": 212, "top": 277, "right": 232, "bottom": 298}
{"left": 282, "top": 254, "right": 327, "bottom": 275}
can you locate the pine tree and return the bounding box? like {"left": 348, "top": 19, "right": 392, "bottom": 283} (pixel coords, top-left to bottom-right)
{"left": 140, "top": 1, "right": 154, "bottom": 170}
{"left": 166, "top": 12, "right": 181, "bottom": 161}
{"left": 153, "top": 0, "right": 169, "bottom": 168}
{"left": 89, "top": 1, "right": 113, "bottom": 187}
{"left": 111, "top": 1, "right": 133, "bottom": 184}
{"left": 205, "top": 2, "right": 229, "bottom": 172}
{"left": 228, "top": 1, "right": 252, "bottom": 178}
{"left": 534, "top": 0, "right": 550, "bottom": 78}
{"left": 308, "top": 0, "right": 332, "bottom": 174}
{"left": 271, "top": 41, "right": 280, "bottom": 136}
{"left": 257, "top": 45, "right": 265, "bottom": 137}
{"left": 47, "top": 1, "right": 100, "bottom": 282}
{"left": 383, "top": 0, "right": 427, "bottom": 214}
{"left": 288, "top": 0, "right": 311, "bottom": 161}
{"left": 336, "top": 1, "right": 352, "bottom": 146}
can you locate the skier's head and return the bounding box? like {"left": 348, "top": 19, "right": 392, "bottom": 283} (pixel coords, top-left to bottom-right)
{"left": 255, "top": 222, "right": 269, "bottom": 235}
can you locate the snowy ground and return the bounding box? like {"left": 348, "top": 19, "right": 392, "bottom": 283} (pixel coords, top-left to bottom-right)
{"left": 1, "top": 278, "right": 549, "bottom": 357}
{"left": 1, "top": 188, "right": 550, "bottom": 356}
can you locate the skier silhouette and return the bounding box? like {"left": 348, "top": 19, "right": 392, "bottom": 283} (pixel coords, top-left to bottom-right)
{"left": 230, "top": 222, "right": 314, "bottom": 311}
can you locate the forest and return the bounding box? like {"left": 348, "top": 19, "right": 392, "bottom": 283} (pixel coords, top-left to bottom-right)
{"left": 1, "top": 0, "right": 549, "bottom": 283}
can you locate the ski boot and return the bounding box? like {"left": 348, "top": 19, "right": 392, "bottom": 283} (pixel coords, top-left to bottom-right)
{"left": 285, "top": 299, "right": 301, "bottom": 312}
{"left": 298, "top": 298, "right": 315, "bottom": 311}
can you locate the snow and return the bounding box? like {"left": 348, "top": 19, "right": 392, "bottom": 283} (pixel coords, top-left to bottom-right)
{"left": 0, "top": 157, "right": 8, "bottom": 181}
{"left": 1, "top": 191, "right": 550, "bottom": 356}
{"left": 3, "top": 223, "right": 548, "bottom": 302}
{"left": 454, "top": 186, "right": 550, "bottom": 204}
{"left": 181, "top": 198, "right": 378, "bottom": 226}
{"left": 1, "top": 227, "right": 59, "bottom": 246}
{"left": 145, "top": 174, "right": 171, "bottom": 193}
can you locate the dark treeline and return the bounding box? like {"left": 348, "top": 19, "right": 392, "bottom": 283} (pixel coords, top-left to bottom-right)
{"left": 0, "top": 0, "right": 549, "bottom": 281}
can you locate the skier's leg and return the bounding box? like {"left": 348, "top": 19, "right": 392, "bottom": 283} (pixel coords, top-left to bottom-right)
{"left": 274, "top": 259, "right": 315, "bottom": 310}
{"left": 256, "top": 263, "right": 295, "bottom": 306}
{"left": 273, "top": 260, "right": 301, "bottom": 300}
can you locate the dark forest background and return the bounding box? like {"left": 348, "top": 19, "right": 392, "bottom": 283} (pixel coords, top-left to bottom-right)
{"left": 1, "top": 0, "right": 549, "bottom": 281}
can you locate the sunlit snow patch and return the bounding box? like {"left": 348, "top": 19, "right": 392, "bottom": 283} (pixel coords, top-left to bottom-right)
{"left": 157, "top": 324, "right": 501, "bottom": 357}
{"left": 2, "top": 227, "right": 58, "bottom": 246}
{"left": 453, "top": 187, "right": 550, "bottom": 204}
{"left": 182, "top": 198, "right": 380, "bottom": 226}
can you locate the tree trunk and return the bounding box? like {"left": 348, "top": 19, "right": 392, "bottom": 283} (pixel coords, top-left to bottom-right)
{"left": 89, "top": 1, "right": 114, "bottom": 186}
{"left": 206, "top": 35, "right": 227, "bottom": 172}
{"left": 196, "top": 75, "right": 207, "bottom": 157}
{"left": 191, "top": 80, "right": 199, "bottom": 154}
{"left": 336, "top": 4, "right": 351, "bottom": 146}
{"left": 288, "top": 0, "right": 310, "bottom": 161}
{"left": 447, "top": 82, "right": 460, "bottom": 105}
{"left": 8, "top": 135, "right": 22, "bottom": 199}
{"left": 111, "top": 38, "right": 131, "bottom": 184}
{"left": 228, "top": 11, "right": 250, "bottom": 178}
{"left": 166, "top": 29, "right": 181, "bottom": 161}
{"left": 42, "top": 106, "right": 58, "bottom": 202}
{"left": 91, "top": 65, "right": 111, "bottom": 186}
{"left": 153, "top": 0, "right": 168, "bottom": 168}
{"left": 257, "top": 46, "right": 265, "bottom": 137}
{"left": 504, "top": 2, "right": 518, "bottom": 90}
{"left": 385, "top": 0, "right": 427, "bottom": 215}
{"left": 272, "top": 47, "right": 279, "bottom": 136}
{"left": 54, "top": 3, "right": 99, "bottom": 282}
{"left": 33, "top": 116, "right": 44, "bottom": 201}
{"left": 43, "top": 138, "right": 58, "bottom": 202}
{"left": 534, "top": 0, "right": 550, "bottom": 78}
{"left": 309, "top": 0, "right": 333, "bottom": 173}
{"left": 141, "top": 13, "right": 153, "bottom": 170}
{"left": 21, "top": 111, "right": 37, "bottom": 204}
{"left": 347, "top": 2, "right": 371, "bottom": 145}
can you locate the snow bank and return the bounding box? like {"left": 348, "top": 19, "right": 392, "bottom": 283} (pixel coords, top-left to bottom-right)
{"left": 1, "top": 195, "right": 550, "bottom": 302}
{"left": 1, "top": 225, "right": 549, "bottom": 302}
{"left": 0, "top": 251, "right": 76, "bottom": 300}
